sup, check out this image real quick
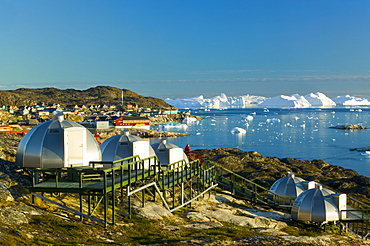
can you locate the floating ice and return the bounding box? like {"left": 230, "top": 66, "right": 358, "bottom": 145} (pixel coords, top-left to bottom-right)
{"left": 244, "top": 115, "right": 254, "bottom": 122}
{"left": 230, "top": 127, "right": 246, "bottom": 134}
{"left": 182, "top": 117, "right": 198, "bottom": 125}
{"left": 266, "top": 118, "right": 281, "bottom": 123}
{"left": 163, "top": 123, "right": 188, "bottom": 130}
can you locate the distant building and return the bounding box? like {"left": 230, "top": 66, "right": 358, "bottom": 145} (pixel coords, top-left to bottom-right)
{"left": 94, "top": 115, "right": 150, "bottom": 129}
{"left": 96, "top": 121, "right": 110, "bottom": 129}
{"left": 163, "top": 110, "right": 179, "bottom": 115}
{"left": 113, "top": 116, "right": 150, "bottom": 129}
{"left": 37, "top": 111, "right": 50, "bottom": 116}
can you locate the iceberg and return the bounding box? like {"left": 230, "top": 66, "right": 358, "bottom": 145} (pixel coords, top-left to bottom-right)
{"left": 332, "top": 95, "right": 370, "bottom": 106}
{"left": 165, "top": 92, "right": 370, "bottom": 109}
{"left": 165, "top": 95, "right": 205, "bottom": 109}
{"left": 165, "top": 93, "right": 266, "bottom": 109}
{"left": 304, "top": 92, "right": 336, "bottom": 107}
{"left": 259, "top": 94, "right": 311, "bottom": 108}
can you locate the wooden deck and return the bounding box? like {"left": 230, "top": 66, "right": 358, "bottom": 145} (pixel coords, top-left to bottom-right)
{"left": 341, "top": 207, "right": 370, "bottom": 222}
{"left": 29, "top": 169, "right": 157, "bottom": 194}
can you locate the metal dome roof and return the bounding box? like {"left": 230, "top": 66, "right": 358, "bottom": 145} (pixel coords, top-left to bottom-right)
{"left": 291, "top": 185, "right": 347, "bottom": 223}
{"left": 100, "top": 130, "right": 156, "bottom": 163}
{"left": 151, "top": 139, "right": 188, "bottom": 166}
{"left": 269, "top": 172, "right": 306, "bottom": 197}
{"left": 268, "top": 172, "right": 315, "bottom": 205}
{"left": 16, "top": 112, "right": 101, "bottom": 168}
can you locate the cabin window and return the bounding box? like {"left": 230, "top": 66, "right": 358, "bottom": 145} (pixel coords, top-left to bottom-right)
{"left": 49, "top": 129, "right": 60, "bottom": 133}
{"left": 120, "top": 142, "right": 129, "bottom": 145}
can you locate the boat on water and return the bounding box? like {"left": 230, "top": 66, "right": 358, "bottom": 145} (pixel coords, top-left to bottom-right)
{"left": 361, "top": 151, "right": 370, "bottom": 156}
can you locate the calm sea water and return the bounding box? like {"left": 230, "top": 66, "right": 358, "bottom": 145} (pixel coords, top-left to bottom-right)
{"left": 151, "top": 107, "right": 370, "bottom": 178}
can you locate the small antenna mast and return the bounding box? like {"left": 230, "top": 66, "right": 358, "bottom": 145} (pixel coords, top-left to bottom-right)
{"left": 121, "top": 90, "right": 123, "bottom": 106}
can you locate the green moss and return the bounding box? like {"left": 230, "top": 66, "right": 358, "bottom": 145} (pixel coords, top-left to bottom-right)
{"left": 281, "top": 223, "right": 327, "bottom": 237}
{"left": 179, "top": 222, "right": 260, "bottom": 241}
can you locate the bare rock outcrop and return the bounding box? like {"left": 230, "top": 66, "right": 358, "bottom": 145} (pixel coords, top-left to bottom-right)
{"left": 330, "top": 124, "right": 370, "bottom": 130}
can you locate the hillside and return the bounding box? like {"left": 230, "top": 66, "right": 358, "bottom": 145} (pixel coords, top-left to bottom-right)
{"left": 0, "top": 86, "right": 175, "bottom": 109}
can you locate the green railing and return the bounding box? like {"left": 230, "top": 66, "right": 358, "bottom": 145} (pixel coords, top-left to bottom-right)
{"left": 339, "top": 197, "right": 370, "bottom": 239}
{"left": 30, "top": 156, "right": 161, "bottom": 192}
{"left": 207, "top": 161, "right": 296, "bottom": 210}
{"left": 29, "top": 156, "right": 218, "bottom": 225}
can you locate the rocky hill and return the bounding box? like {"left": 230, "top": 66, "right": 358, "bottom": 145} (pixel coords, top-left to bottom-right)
{"left": 0, "top": 86, "right": 174, "bottom": 109}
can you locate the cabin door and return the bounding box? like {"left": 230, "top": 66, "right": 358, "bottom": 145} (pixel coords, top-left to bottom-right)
{"left": 64, "top": 128, "right": 86, "bottom": 167}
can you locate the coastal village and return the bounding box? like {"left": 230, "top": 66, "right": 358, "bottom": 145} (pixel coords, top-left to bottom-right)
{"left": 0, "top": 101, "right": 191, "bottom": 134}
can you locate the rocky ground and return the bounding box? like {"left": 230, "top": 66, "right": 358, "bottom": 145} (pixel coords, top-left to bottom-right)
{"left": 0, "top": 132, "right": 369, "bottom": 245}
{"left": 329, "top": 124, "right": 370, "bottom": 130}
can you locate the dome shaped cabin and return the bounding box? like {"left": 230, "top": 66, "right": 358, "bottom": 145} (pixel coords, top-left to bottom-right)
{"left": 151, "top": 139, "right": 188, "bottom": 168}
{"left": 100, "top": 130, "right": 156, "bottom": 169}
{"left": 291, "top": 184, "right": 347, "bottom": 223}
{"left": 16, "top": 112, "right": 101, "bottom": 168}
{"left": 268, "top": 172, "right": 316, "bottom": 205}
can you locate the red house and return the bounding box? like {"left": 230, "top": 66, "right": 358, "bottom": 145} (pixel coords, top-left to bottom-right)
{"left": 113, "top": 116, "right": 150, "bottom": 129}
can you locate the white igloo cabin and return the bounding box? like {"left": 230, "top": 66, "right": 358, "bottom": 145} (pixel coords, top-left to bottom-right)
{"left": 16, "top": 111, "right": 102, "bottom": 168}
{"left": 100, "top": 130, "right": 156, "bottom": 169}
{"left": 291, "top": 184, "right": 347, "bottom": 223}
{"left": 151, "top": 139, "right": 189, "bottom": 168}
{"left": 268, "top": 172, "right": 317, "bottom": 205}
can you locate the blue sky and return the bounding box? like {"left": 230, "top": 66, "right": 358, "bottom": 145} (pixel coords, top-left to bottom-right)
{"left": 1, "top": 1, "right": 370, "bottom": 99}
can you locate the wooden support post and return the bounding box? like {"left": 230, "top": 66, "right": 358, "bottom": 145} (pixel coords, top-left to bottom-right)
{"left": 88, "top": 192, "right": 91, "bottom": 216}
{"left": 153, "top": 184, "right": 156, "bottom": 202}
{"left": 79, "top": 194, "right": 83, "bottom": 221}
{"left": 189, "top": 177, "right": 192, "bottom": 207}
{"left": 181, "top": 182, "right": 184, "bottom": 205}
{"left": 112, "top": 170, "right": 116, "bottom": 225}
{"left": 104, "top": 173, "right": 108, "bottom": 227}
{"left": 163, "top": 188, "right": 167, "bottom": 207}
{"left": 142, "top": 188, "right": 145, "bottom": 208}
{"left": 127, "top": 186, "right": 131, "bottom": 219}
{"left": 172, "top": 172, "right": 175, "bottom": 209}
{"left": 120, "top": 166, "right": 124, "bottom": 201}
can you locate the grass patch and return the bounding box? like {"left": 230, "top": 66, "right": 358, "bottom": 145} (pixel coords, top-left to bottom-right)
{"left": 281, "top": 223, "right": 327, "bottom": 237}
{"left": 179, "top": 222, "right": 260, "bottom": 241}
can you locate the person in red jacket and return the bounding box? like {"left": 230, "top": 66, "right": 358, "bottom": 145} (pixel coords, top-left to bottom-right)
{"left": 184, "top": 144, "right": 190, "bottom": 154}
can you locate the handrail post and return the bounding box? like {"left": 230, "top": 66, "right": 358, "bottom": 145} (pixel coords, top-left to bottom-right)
{"left": 32, "top": 170, "right": 36, "bottom": 186}
{"left": 55, "top": 170, "right": 59, "bottom": 188}
{"left": 103, "top": 172, "right": 108, "bottom": 226}
{"left": 112, "top": 168, "right": 115, "bottom": 226}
